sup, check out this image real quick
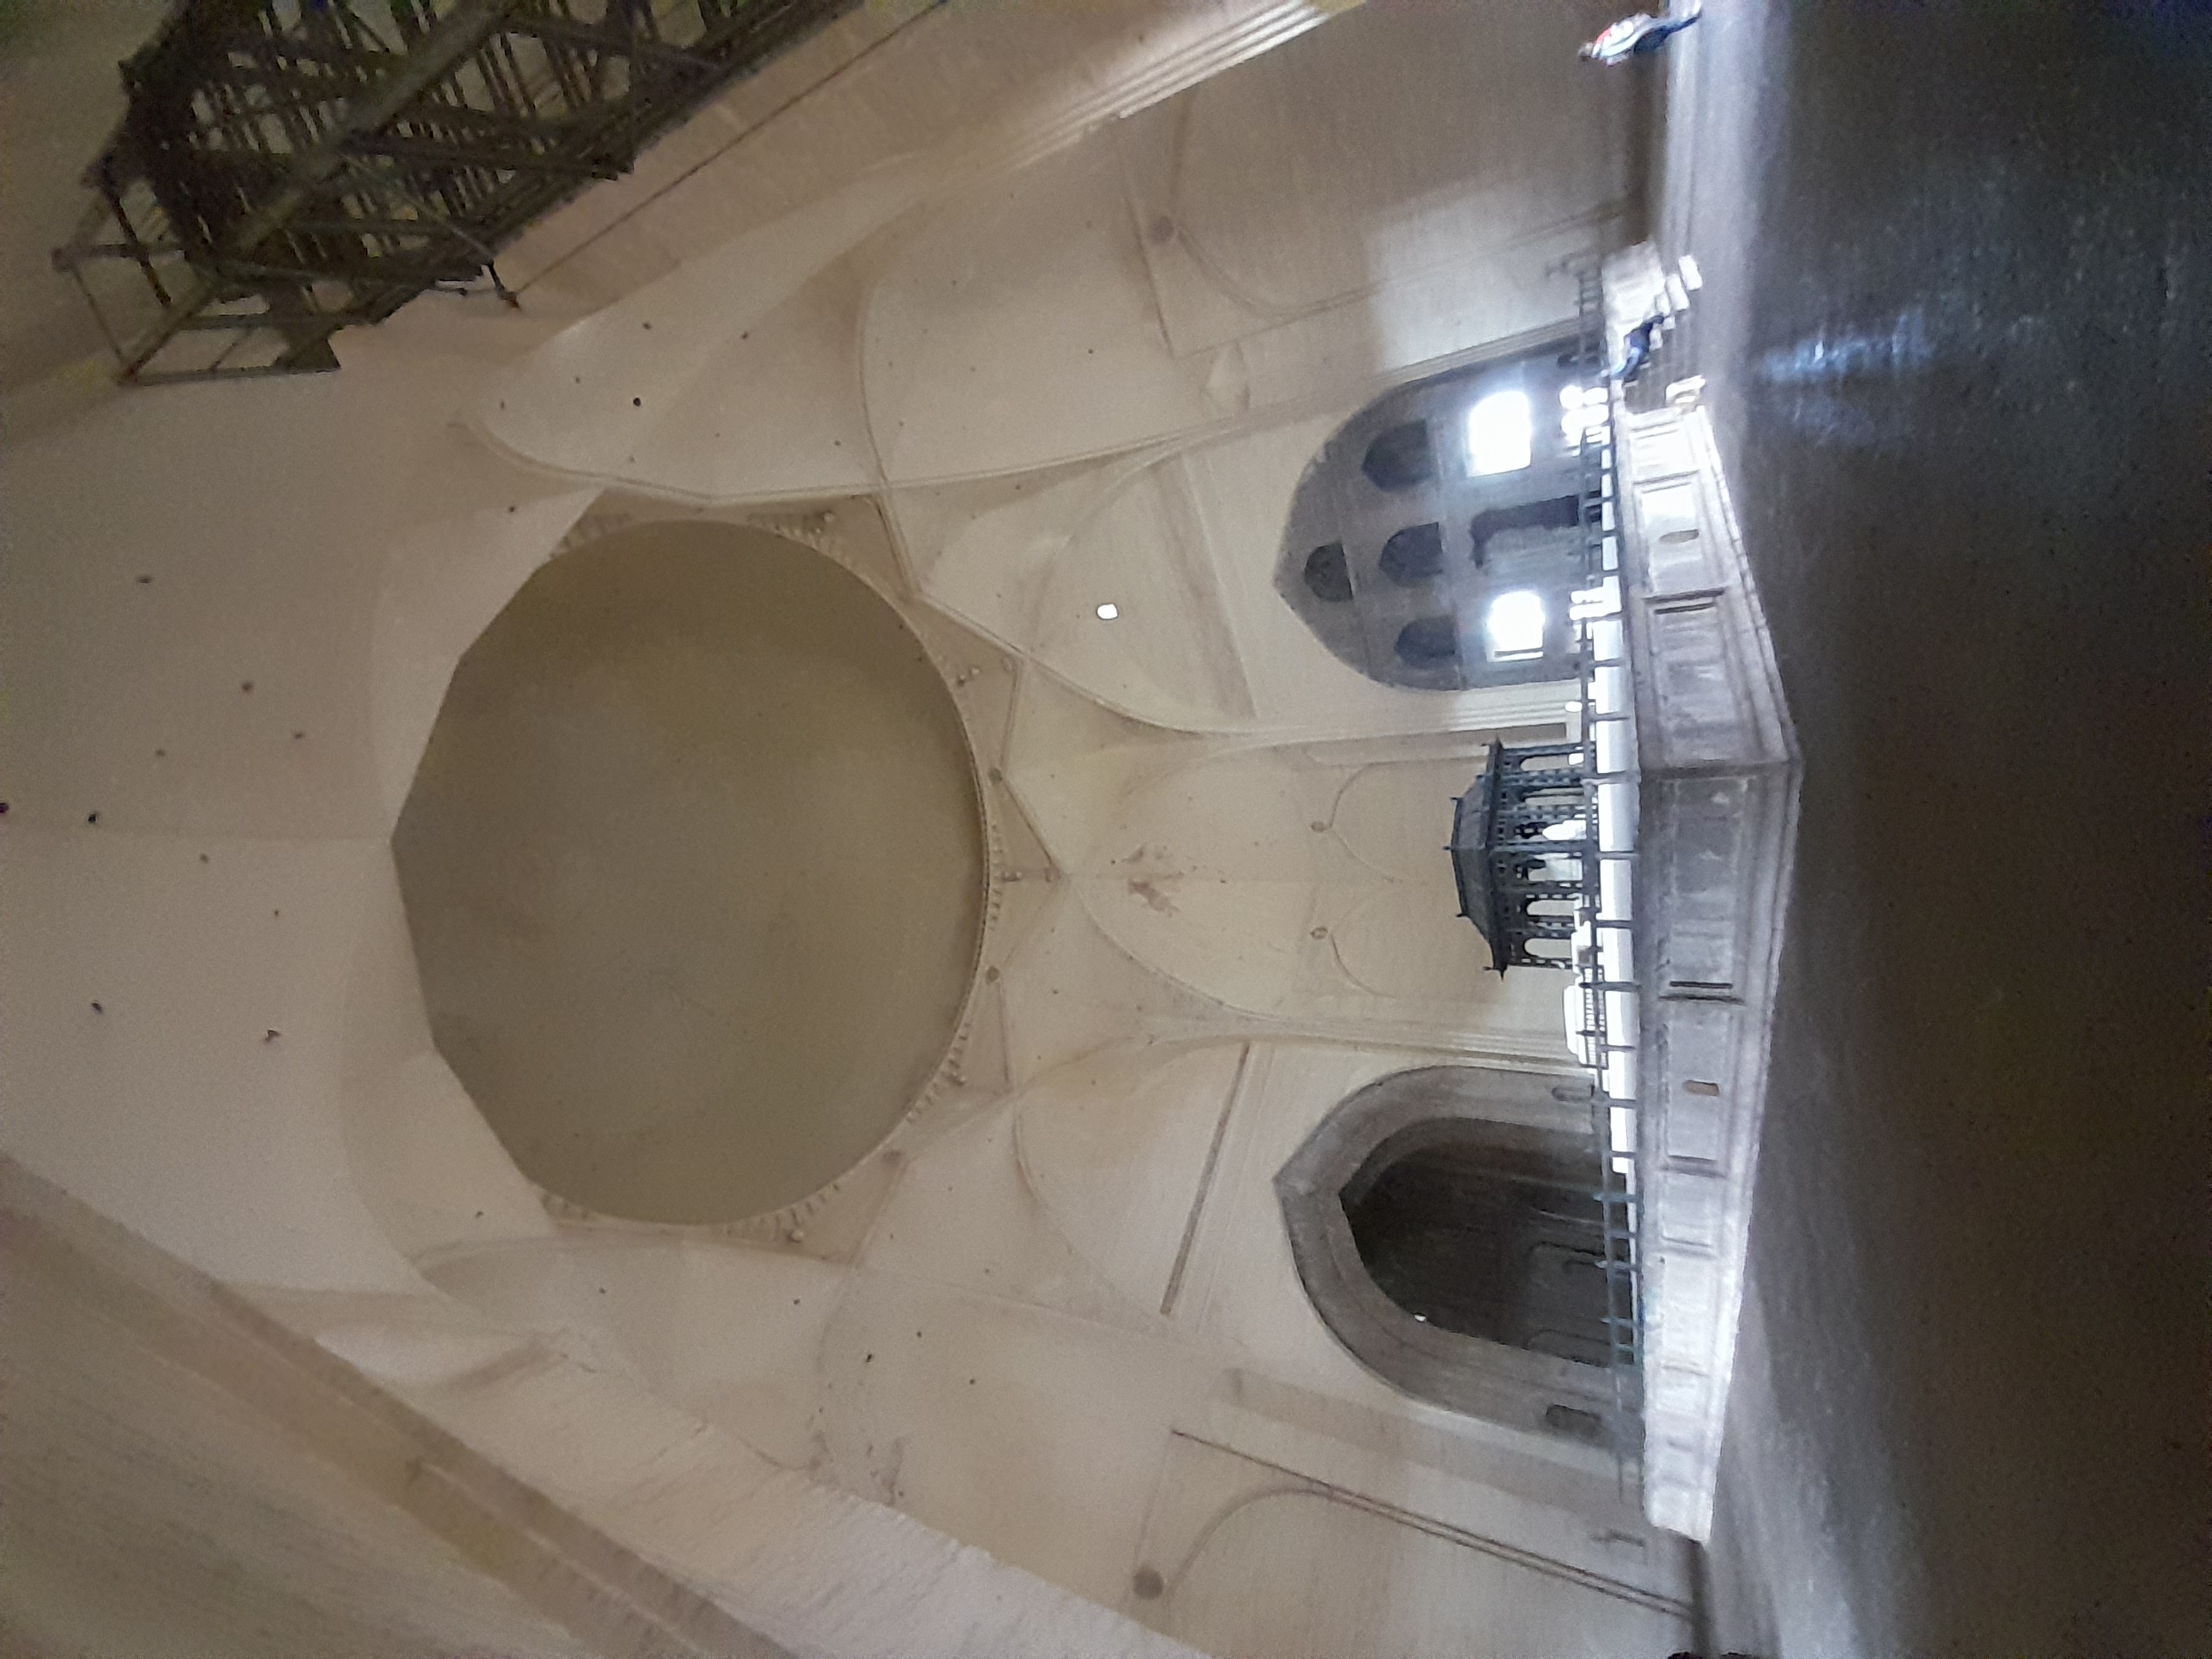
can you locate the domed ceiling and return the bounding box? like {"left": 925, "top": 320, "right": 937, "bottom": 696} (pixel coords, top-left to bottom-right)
{"left": 393, "top": 523, "right": 985, "bottom": 1224}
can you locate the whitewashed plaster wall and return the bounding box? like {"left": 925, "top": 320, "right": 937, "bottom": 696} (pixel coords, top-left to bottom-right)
{"left": 2, "top": 1156, "right": 1212, "bottom": 1659}
{"left": 999, "top": 695, "right": 1573, "bottom": 1056}
{"left": 1, "top": 307, "right": 578, "bottom": 1293}
{"left": 3, "top": 1175, "right": 601, "bottom": 1659}
{"left": 474, "top": 0, "right": 1627, "bottom": 738}
{"left": 479, "top": 0, "right": 1628, "bottom": 493}
{"left": 489, "top": 0, "right": 1362, "bottom": 315}
{"left": 0, "top": 3, "right": 1680, "bottom": 1655}
{"left": 905, "top": 417, "right": 1578, "bottom": 735}
{"left": 0, "top": 323, "right": 1212, "bottom": 1659}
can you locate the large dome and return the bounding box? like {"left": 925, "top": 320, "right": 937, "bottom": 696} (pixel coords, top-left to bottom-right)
{"left": 393, "top": 523, "right": 985, "bottom": 1224}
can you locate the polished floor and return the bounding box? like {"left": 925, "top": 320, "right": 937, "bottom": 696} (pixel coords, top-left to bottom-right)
{"left": 1650, "top": 4, "right": 2212, "bottom": 1653}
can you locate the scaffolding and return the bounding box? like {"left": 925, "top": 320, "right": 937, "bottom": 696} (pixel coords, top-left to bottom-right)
{"left": 1440, "top": 263, "right": 1643, "bottom": 1478}
{"left": 52, "top": 0, "right": 856, "bottom": 385}
{"left": 1567, "top": 256, "right": 1645, "bottom": 1480}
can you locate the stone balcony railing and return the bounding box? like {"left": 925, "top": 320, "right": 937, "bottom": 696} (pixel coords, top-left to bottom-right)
{"left": 1602, "top": 243, "right": 1802, "bottom": 1540}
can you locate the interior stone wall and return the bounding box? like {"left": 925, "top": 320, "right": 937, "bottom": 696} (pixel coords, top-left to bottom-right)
{"left": 0, "top": 3, "right": 1686, "bottom": 1654}
{"left": 1275, "top": 1066, "right": 1626, "bottom": 1436}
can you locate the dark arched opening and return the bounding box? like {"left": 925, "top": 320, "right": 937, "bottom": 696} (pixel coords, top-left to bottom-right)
{"left": 1361, "top": 420, "right": 1436, "bottom": 491}
{"left": 1340, "top": 1121, "right": 1613, "bottom": 1366}
{"left": 1304, "top": 541, "right": 1355, "bottom": 602}
{"left": 1395, "top": 614, "right": 1460, "bottom": 668}
{"left": 1379, "top": 521, "right": 1446, "bottom": 586}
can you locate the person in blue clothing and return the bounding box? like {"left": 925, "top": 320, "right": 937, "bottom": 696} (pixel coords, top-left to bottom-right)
{"left": 1580, "top": 4, "right": 1703, "bottom": 64}
{"left": 1613, "top": 309, "right": 1666, "bottom": 384}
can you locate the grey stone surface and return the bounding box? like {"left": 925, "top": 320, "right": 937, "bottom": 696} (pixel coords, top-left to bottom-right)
{"left": 1275, "top": 1066, "right": 1624, "bottom": 1439}
{"left": 1651, "top": 4, "right": 2212, "bottom": 1650}
{"left": 1597, "top": 270, "right": 1802, "bottom": 1540}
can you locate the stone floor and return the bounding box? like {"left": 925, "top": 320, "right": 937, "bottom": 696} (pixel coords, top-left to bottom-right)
{"left": 1646, "top": 3, "right": 2212, "bottom": 1653}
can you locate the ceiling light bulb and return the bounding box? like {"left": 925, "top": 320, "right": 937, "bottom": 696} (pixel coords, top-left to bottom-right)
{"left": 1096, "top": 603, "right": 1119, "bottom": 620}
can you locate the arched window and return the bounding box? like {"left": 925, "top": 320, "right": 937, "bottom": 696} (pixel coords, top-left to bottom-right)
{"left": 1395, "top": 614, "right": 1460, "bottom": 668}
{"left": 1360, "top": 421, "right": 1436, "bottom": 491}
{"left": 1304, "top": 541, "right": 1355, "bottom": 602}
{"left": 1378, "top": 522, "right": 1445, "bottom": 586}
{"left": 1273, "top": 337, "right": 1594, "bottom": 694}
{"left": 1340, "top": 1122, "right": 1613, "bottom": 1366}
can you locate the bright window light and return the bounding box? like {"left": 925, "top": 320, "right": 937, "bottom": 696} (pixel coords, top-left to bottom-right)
{"left": 1095, "top": 602, "right": 1119, "bottom": 620}
{"left": 1484, "top": 588, "right": 1547, "bottom": 659}
{"left": 1559, "top": 383, "right": 1607, "bottom": 447}
{"left": 1464, "top": 390, "right": 1532, "bottom": 475}
{"left": 1610, "top": 1105, "right": 1636, "bottom": 1153}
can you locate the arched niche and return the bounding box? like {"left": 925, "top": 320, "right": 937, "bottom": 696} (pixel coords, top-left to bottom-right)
{"left": 1274, "top": 1065, "right": 1635, "bottom": 1447}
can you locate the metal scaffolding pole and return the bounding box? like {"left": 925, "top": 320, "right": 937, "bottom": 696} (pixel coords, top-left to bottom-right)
{"left": 53, "top": 0, "right": 858, "bottom": 385}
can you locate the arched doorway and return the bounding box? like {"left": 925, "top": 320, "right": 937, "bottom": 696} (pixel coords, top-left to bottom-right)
{"left": 1275, "top": 1066, "right": 1636, "bottom": 1449}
